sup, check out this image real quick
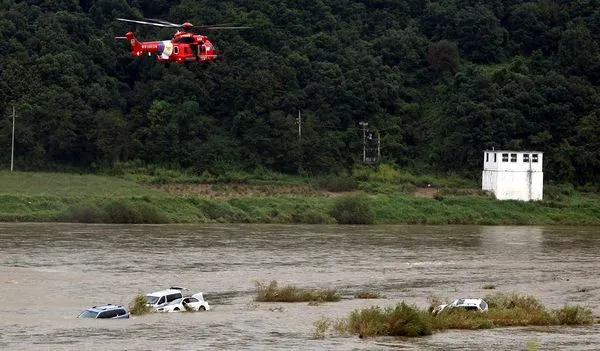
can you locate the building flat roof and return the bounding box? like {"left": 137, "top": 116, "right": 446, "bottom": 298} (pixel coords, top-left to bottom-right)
{"left": 483, "top": 150, "right": 543, "bottom": 153}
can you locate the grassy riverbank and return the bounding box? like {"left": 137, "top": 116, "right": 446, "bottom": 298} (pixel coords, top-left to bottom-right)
{"left": 1, "top": 169, "right": 599, "bottom": 225}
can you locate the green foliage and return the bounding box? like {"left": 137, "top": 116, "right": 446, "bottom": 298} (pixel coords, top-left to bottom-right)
{"left": 339, "top": 294, "right": 594, "bottom": 339}
{"left": 348, "top": 303, "right": 433, "bottom": 338}
{"left": 428, "top": 40, "right": 460, "bottom": 74}
{"left": 290, "top": 210, "right": 335, "bottom": 224}
{"left": 312, "top": 317, "right": 332, "bottom": 339}
{"left": 543, "top": 184, "right": 576, "bottom": 201}
{"left": 314, "top": 175, "right": 358, "bottom": 192}
{"left": 59, "top": 199, "right": 169, "bottom": 224}
{"left": 330, "top": 195, "right": 375, "bottom": 224}
{"left": 254, "top": 280, "right": 341, "bottom": 303}
{"left": 129, "top": 294, "right": 152, "bottom": 316}
{"left": 1, "top": 1, "right": 599, "bottom": 188}
{"left": 3, "top": 171, "right": 600, "bottom": 225}
{"left": 526, "top": 338, "right": 539, "bottom": 351}
{"left": 484, "top": 293, "right": 545, "bottom": 311}
{"left": 354, "top": 291, "right": 385, "bottom": 299}
{"left": 554, "top": 305, "right": 594, "bottom": 325}
{"left": 58, "top": 203, "right": 104, "bottom": 223}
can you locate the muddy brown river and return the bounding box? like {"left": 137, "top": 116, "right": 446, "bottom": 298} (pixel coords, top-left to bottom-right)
{"left": 1, "top": 223, "right": 599, "bottom": 350}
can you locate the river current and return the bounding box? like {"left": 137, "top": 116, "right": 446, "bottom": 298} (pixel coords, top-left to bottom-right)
{"left": 1, "top": 223, "right": 599, "bottom": 350}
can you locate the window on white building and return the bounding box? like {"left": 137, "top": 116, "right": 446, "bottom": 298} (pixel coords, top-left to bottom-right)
{"left": 510, "top": 153, "right": 517, "bottom": 162}
{"left": 502, "top": 153, "right": 508, "bottom": 162}
{"left": 494, "top": 153, "right": 497, "bottom": 162}
{"left": 532, "top": 154, "right": 539, "bottom": 163}
{"left": 486, "top": 153, "right": 489, "bottom": 162}
{"left": 523, "top": 154, "right": 530, "bottom": 162}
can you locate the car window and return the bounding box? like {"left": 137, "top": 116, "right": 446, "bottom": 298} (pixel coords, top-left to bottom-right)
{"left": 98, "top": 310, "right": 119, "bottom": 318}
{"left": 168, "top": 298, "right": 183, "bottom": 305}
{"left": 157, "top": 296, "right": 166, "bottom": 305}
{"left": 78, "top": 310, "right": 99, "bottom": 318}
{"left": 146, "top": 295, "right": 159, "bottom": 305}
{"left": 187, "top": 298, "right": 199, "bottom": 303}
{"left": 166, "top": 293, "right": 182, "bottom": 303}
{"left": 116, "top": 309, "right": 127, "bottom": 316}
{"left": 480, "top": 301, "right": 488, "bottom": 310}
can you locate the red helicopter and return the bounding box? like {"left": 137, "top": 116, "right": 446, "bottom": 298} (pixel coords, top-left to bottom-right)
{"left": 115, "top": 18, "right": 251, "bottom": 64}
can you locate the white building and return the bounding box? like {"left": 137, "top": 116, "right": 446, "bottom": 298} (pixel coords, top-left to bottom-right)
{"left": 482, "top": 150, "right": 543, "bottom": 201}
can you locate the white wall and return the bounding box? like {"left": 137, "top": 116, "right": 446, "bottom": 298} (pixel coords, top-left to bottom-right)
{"left": 482, "top": 150, "right": 543, "bottom": 201}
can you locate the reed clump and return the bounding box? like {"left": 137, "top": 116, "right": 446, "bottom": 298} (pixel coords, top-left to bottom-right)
{"left": 312, "top": 317, "right": 332, "bottom": 339}
{"left": 554, "top": 305, "right": 594, "bottom": 325}
{"left": 354, "top": 290, "right": 385, "bottom": 299}
{"left": 128, "top": 294, "right": 152, "bottom": 316}
{"left": 254, "top": 280, "right": 342, "bottom": 302}
{"left": 347, "top": 303, "right": 433, "bottom": 337}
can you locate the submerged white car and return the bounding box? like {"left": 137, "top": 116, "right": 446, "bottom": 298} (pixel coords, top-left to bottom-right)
{"left": 432, "top": 298, "right": 488, "bottom": 315}
{"left": 156, "top": 293, "right": 210, "bottom": 313}
{"left": 145, "top": 287, "right": 185, "bottom": 308}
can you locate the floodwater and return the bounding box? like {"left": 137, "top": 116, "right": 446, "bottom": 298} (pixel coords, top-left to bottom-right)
{"left": 1, "top": 223, "right": 599, "bottom": 350}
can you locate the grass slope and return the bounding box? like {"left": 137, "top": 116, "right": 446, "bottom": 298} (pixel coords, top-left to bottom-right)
{"left": 1, "top": 171, "right": 599, "bottom": 225}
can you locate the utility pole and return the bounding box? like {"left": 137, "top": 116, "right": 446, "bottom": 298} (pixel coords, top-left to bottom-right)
{"left": 10, "top": 106, "right": 16, "bottom": 172}
{"left": 359, "top": 121, "right": 368, "bottom": 163}
{"left": 297, "top": 110, "right": 302, "bottom": 139}
{"left": 377, "top": 131, "right": 380, "bottom": 162}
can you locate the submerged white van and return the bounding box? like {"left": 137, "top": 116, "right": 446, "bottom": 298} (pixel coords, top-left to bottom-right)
{"left": 145, "top": 287, "right": 186, "bottom": 308}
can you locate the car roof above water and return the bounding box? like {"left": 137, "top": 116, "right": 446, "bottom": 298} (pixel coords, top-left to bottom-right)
{"left": 147, "top": 288, "right": 184, "bottom": 297}
{"left": 451, "top": 298, "right": 484, "bottom": 306}
{"left": 86, "top": 304, "right": 127, "bottom": 313}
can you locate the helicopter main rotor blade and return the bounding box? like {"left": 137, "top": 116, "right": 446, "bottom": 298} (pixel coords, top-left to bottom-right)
{"left": 146, "top": 18, "right": 183, "bottom": 27}
{"left": 194, "top": 25, "right": 253, "bottom": 30}
{"left": 116, "top": 18, "right": 174, "bottom": 28}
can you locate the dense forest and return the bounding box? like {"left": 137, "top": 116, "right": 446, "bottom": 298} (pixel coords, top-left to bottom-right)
{"left": 1, "top": 0, "right": 599, "bottom": 185}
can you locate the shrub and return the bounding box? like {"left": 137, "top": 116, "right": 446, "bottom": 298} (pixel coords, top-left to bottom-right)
{"left": 59, "top": 200, "right": 168, "bottom": 224}
{"left": 291, "top": 210, "right": 335, "bottom": 224}
{"left": 355, "top": 291, "right": 384, "bottom": 299}
{"left": 544, "top": 184, "right": 575, "bottom": 200}
{"left": 339, "top": 294, "right": 594, "bottom": 339}
{"left": 254, "top": 280, "right": 341, "bottom": 302}
{"left": 369, "top": 164, "right": 401, "bottom": 183}
{"left": 312, "top": 317, "right": 332, "bottom": 339}
{"left": 129, "top": 294, "right": 151, "bottom": 316}
{"left": 348, "top": 303, "right": 433, "bottom": 338}
{"left": 484, "top": 293, "right": 544, "bottom": 311}
{"left": 330, "top": 195, "right": 375, "bottom": 224}
{"left": 101, "top": 199, "right": 169, "bottom": 224}
{"left": 58, "top": 203, "right": 104, "bottom": 223}
{"left": 554, "top": 305, "right": 594, "bottom": 325}
{"left": 135, "top": 202, "right": 170, "bottom": 223}
{"left": 103, "top": 199, "right": 142, "bottom": 223}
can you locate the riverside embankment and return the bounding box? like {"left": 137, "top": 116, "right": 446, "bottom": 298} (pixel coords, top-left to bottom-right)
{"left": 1, "top": 171, "right": 599, "bottom": 225}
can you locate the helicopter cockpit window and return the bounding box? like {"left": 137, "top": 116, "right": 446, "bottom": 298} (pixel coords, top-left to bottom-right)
{"left": 173, "top": 46, "right": 179, "bottom": 54}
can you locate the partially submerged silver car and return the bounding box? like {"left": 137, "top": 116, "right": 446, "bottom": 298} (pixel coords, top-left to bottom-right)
{"left": 432, "top": 298, "right": 489, "bottom": 315}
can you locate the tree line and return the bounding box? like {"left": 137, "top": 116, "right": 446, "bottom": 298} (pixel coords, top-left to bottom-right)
{"left": 1, "top": 0, "right": 599, "bottom": 186}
